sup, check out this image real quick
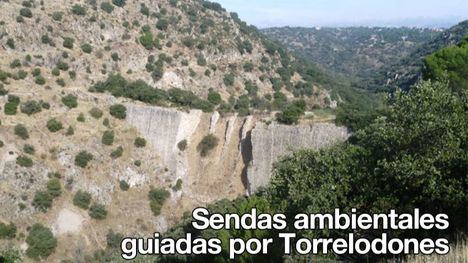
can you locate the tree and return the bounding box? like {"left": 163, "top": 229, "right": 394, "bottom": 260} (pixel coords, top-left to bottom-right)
{"left": 197, "top": 134, "right": 218, "bottom": 157}
{"left": 26, "top": 224, "right": 57, "bottom": 259}
{"left": 75, "top": 151, "right": 93, "bottom": 168}
{"left": 276, "top": 100, "right": 306, "bottom": 125}
{"left": 73, "top": 190, "right": 91, "bottom": 209}
{"left": 148, "top": 188, "right": 170, "bottom": 216}
{"left": 32, "top": 191, "right": 53, "bottom": 212}
{"left": 109, "top": 104, "right": 126, "bottom": 119}
{"left": 89, "top": 204, "right": 108, "bottom": 219}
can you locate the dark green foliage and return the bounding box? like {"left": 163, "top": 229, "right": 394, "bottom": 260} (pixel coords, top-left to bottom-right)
{"left": 139, "top": 31, "right": 155, "bottom": 50}
{"left": 52, "top": 11, "right": 63, "bottom": 21}
{"left": 21, "top": 100, "right": 42, "bottom": 115}
{"left": 276, "top": 100, "right": 306, "bottom": 125}
{"left": 207, "top": 90, "right": 221, "bottom": 105}
{"left": 14, "top": 124, "right": 29, "bottom": 139}
{"left": 4, "top": 102, "right": 18, "bottom": 115}
{"left": 106, "top": 230, "right": 123, "bottom": 248}
{"left": 32, "top": 191, "right": 53, "bottom": 212}
{"left": 56, "top": 60, "right": 69, "bottom": 71}
{"left": 134, "top": 137, "right": 146, "bottom": 147}
{"left": 89, "top": 204, "right": 107, "bottom": 219}
{"left": 172, "top": 179, "right": 182, "bottom": 191}
{"left": 197, "top": 54, "right": 207, "bottom": 66}
{"left": 46, "top": 118, "right": 63, "bottom": 132}
{"left": 111, "top": 52, "right": 119, "bottom": 61}
{"left": 66, "top": 126, "right": 74, "bottom": 136}
{"left": 63, "top": 37, "right": 74, "bottom": 49}
{"left": 89, "top": 107, "right": 103, "bottom": 119}
{"left": 102, "top": 130, "right": 114, "bottom": 145}
{"left": 0, "top": 222, "right": 16, "bottom": 239}
{"left": 197, "top": 134, "right": 218, "bottom": 157}
{"left": 34, "top": 75, "right": 45, "bottom": 85}
{"left": 119, "top": 180, "right": 129, "bottom": 191}
{"left": 20, "top": 8, "right": 32, "bottom": 18}
{"left": 223, "top": 73, "right": 235, "bottom": 86}
{"left": 46, "top": 178, "right": 62, "bottom": 197}
{"left": 148, "top": 188, "right": 170, "bottom": 216}
{"left": 156, "top": 19, "right": 169, "bottom": 30}
{"left": 6, "top": 38, "right": 15, "bottom": 49}
{"left": 134, "top": 160, "right": 141, "bottom": 166}
{"left": 100, "top": 2, "right": 114, "bottom": 13}
{"left": 110, "top": 146, "right": 123, "bottom": 158}
{"left": 23, "top": 144, "right": 35, "bottom": 155}
{"left": 16, "top": 155, "right": 33, "bottom": 167}
{"left": 51, "top": 68, "right": 60, "bottom": 76}
{"left": 243, "top": 62, "right": 254, "bottom": 72}
{"left": 112, "top": 0, "right": 126, "bottom": 7}
{"left": 177, "top": 139, "right": 187, "bottom": 151}
{"left": 9, "top": 59, "right": 21, "bottom": 68}
{"left": 26, "top": 224, "right": 57, "bottom": 260}
{"left": 201, "top": 0, "right": 224, "bottom": 12}
{"left": 109, "top": 104, "right": 126, "bottom": 119}
{"left": 76, "top": 113, "right": 85, "bottom": 122}
{"left": 81, "top": 43, "right": 93, "bottom": 53}
{"left": 73, "top": 190, "right": 91, "bottom": 209}
{"left": 71, "top": 4, "right": 86, "bottom": 16}
{"left": 61, "top": 94, "right": 78, "bottom": 108}
{"left": 75, "top": 151, "right": 93, "bottom": 168}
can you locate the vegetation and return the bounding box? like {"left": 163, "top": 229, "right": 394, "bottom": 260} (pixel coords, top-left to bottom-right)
{"left": 32, "top": 191, "right": 53, "bottom": 212}
{"left": 102, "top": 130, "right": 115, "bottom": 145}
{"left": 26, "top": 224, "right": 57, "bottom": 260}
{"left": 134, "top": 137, "right": 146, "bottom": 147}
{"left": 14, "top": 124, "right": 29, "bottom": 139}
{"left": 75, "top": 151, "right": 93, "bottom": 168}
{"left": 276, "top": 100, "right": 306, "bottom": 125}
{"left": 46, "top": 178, "right": 62, "bottom": 197}
{"left": 16, "top": 155, "right": 33, "bottom": 167}
{"left": 110, "top": 146, "right": 123, "bottom": 158}
{"left": 177, "top": 139, "right": 187, "bottom": 151}
{"left": 0, "top": 222, "right": 16, "bottom": 239}
{"left": 197, "top": 134, "right": 218, "bottom": 157}
{"left": 81, "top": 43, "right": 93, "bottom": 53}
{"left": 109, "top": 103, "right": 126, "bottom": 119}
{"left": 148, "top": 188, "right": 170, "bottom": 216}
{"left": 73, "top": 190, "right": 92, "bottom": 209}
{"left": 46, "top": 118, "right": 63, "bottom": 132}
{"left": 62, "top": 94, "right": 78, "bottom": 108}
{"left": 23, "top": 144, "right": 35, "bottom": 155}
{"left": 71, "top": 4, "right": 86, "bottom": 16}
{"left": 119, "top": 180, "right": 130, "bottom": 191}
{"left": 89, "top": 204, "right": 108, "bottom": 220}
{"left": 89, "top": 107, "right": 103, "bottom": 118}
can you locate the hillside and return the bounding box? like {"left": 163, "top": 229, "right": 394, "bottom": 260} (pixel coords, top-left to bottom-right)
{"left": 262, "top": 27, "right": 440, "bottom": 82}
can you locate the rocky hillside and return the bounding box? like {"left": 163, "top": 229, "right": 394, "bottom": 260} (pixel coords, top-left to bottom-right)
{"left": 0, "top": 0, "right": 347, "bottom": 261}
{"left": 262, "top": 27, "right": 440, "bottom": 82}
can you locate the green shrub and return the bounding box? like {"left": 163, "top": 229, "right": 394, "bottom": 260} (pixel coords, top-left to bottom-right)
{"left": 100, "top": 2, "right": 114, "bottom": 13}
{"left": 46, "top": 178, "right": 62, "bottom": 197}
{"left": 111, "top": 52, "right": 119, "bottom": 61}
{"left": 17, "top": 155, "right": 33, "bottom": 167}
{"left": 76, "top": 113, "right": 85, "bottom": 122}
{"left": 0, "top": 222, "right": 16, "bottom": 239}
{"left": 81, "top": 43, "right": 93, "bottom": 53}
{"left": 16, "top": 16, "right": 24, "bottom": 23}
{"left": 21, "top": 100, "right": 42, "bottom": 115}
{"left": 71, "top": 4, "right": 86, "bottom": 16}
{"left": 112, "top": 0, "right": 126, "bottom": 7}
{"left": 110, "top": 146, "right": 123, "bottom": 158}
{"left": 207, "top": 90, "right": 221, "bottom": 105}
{"left": 139, "top": 31, "right": 155, "bottom": 50}
{"left": 51, "top": 68, "right": 60, "bottom": 76}
{"left": 276, "top": 100, "right": 306, "bottom": 125}
{"left": 223, "top": 73, "right": 235, "bottom": 86}
{"left": 134, "top": 137, "right": 146, "bottom": 147}
{"left": 172, "top": 179, "right": 182, "bottom": 191}
{"left": 5, "top": 102, "right": 19, "bottom": 115}
{"left": 66, "top": 126, "right": 74, "bottom": 136}
{"left": 148, "top": 188, "right": 170, "bottom": 216}
{"left": 197, "top": 55, "right": 207, "bottom": 66}
{"left": 73, "top": 190, "right": 91, "bottom": 209}
{"left": 106, "top": 230, "right": 124, "bottom": 248}
{"left": 23, "top": 144, "right": 35, "bottom": 155}
{"left": 89, "top": 107, "right": 103, "bottom": 119}
{"left": 89, "top": 204, "right": 107, "bottom": 219}
{"left": 14, "top": 124, "right": 29, "bottom": 139}
{"left": 197, "top": 134, "right": 218, "bottom": 157}
{"left": 75, "top": 151, "right": 93, "bottom": 168}
{"left": 63, "top": 37, "right": 74, "bottom": 49}
{"left": 177, "top": 139, "right": 187, "bottom": 151}
{"left": 52, "top": 11, "right": 63, "bottom": 21}
{"left": 32, "top": 191, "right": 53, "bottom": 212}
{"left": 134, "top": 160, "right": 141, "bottom": 166}
{"left": 61, "top": 94, "right": 78, "bottom": 108}
{"left": 10, "top": 59, "right": 21, "bottom": 68}
{"left": 32, "top": 68, "right": 41, "bottom": 77}
{"left": 56, "top": 60, "right": 69, "bottom": 71}
{"left": 119, "top": 180, "right": 129, "bottom": 191}
{"left": 0, "top": 140, "right": 4, "bottom": 147}
{"left": 17, "top": 70, "right": 28, "bottom": 79}
{"left": 35, "top": 76, "right": 45, "bottom": 85}
{"left": 102, "top": 130, "right": 114, "bottom": 145}
{"left": 19, "top": 8, "right": 32, "bottom": 18}
{"left": 46, "top": 118, "right": 63, "bottom": 132}
{"left": 6, "top": 38, "right": 15, "bottom": 49}
{"left": 156, "top": 19, "right": 169, "bottom": 30}
{"left": 25, "top": 224, "right": 57, "bottom": 260}
{"left": 109, "top": 104, "right": 126, "bottom": 119}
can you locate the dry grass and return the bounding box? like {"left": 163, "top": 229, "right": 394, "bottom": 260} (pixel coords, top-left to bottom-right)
{"left": 396, "top": 238, "right": 468, "bottom": 263}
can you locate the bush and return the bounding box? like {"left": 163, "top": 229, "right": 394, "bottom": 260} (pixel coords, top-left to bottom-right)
{"left": 172, "top": 179, "right": 182, "bottom": 191}
{"left": 21, "top": 100, "right": 42, "bottom": 115}
{"left": 25, "top": 224, "right": 57, "bottom": 260}
{"left": 46, "top": 178, "right": 62, "bottom": 197}
{"left": 112, "top": 0, "right": 126, "bottom": 7}
{"left": 19, "top": 8, "right": 32, "bottom": 18}
{"left": 119, "top": 180, "right": 129, "bottom": 191}
{"left": 276, "top": 100, "right": 306, "bottom": 125}
{"left": 109, "top": 104, "right": 126, "bottom": 119}
{"left": 66, "top": 126, "right": 74, "bottom": 136}
{"left": 89, "top": 107, "right": 103, "bottom": 119}
{"left": 110, "top": 146, "right": 123, "bottom": 158}
{"left": 76, "top": 113, "right": 85, "bottom": 122}
{"left": 51, "top": 68, "right": 60, "bottom": 76}
{"left": 14, "top": 124, "right": 29, "bottom": 139}
{"left": 56, "top": 60, "right": 69, "bottom": 71}
{"left": 35, "top": 76, "right": 45, "bottom": 85}
{"left": 32, "top": 191, "right": 53, "bottom": 212}
{"left": 81, "top": 43, "right": 93, "bottom": 53}
{"left": 134, "top": 137, "right": 146, "bottom": 147}
{"left": 17, "top": 155, "right": 33, "bottom": 167}
{"left": 207, "top": 90, "right": 221, "bottom": 105}
{"left": 23, "top": 144, "right": 35, "bottom": 155}
{"left": 75, "top": 151, "right": 93, "bottom": 168}
{"left": 223, "top": 74, "right": 235, "bottom": 86}
{"left": 100, "top": 2, "right": 114, "bottom": 13}
{"left": 148, "top": 188, "right": 170, "bottom": 216}
{"left": 73, "top": 190, "right": 91, "bottom": 209}
{"left": 197, "top": 134, "right": 218, "bottom": 157}
{"left": 10, "top": 59, "right": 21, "bottom": 68}
{"left": 101, "top": 130, "right": 114, "bottom": 145}
{"left": 5, "top": 102, "right": 19, "bottom": 115}
{"left": 0, "top": 222, "right": 16, "bottom": 239}
{"left": 139, "top": 32, "right": 155, "bottom": 50}
{"left": 177, "top": 139, "right": 187, "bottom": 151}
{"left": 156, "top": 19, "right": 169, "bottom": 30}
{"left": 63, "top": 37, "right": 74, "bottom": 49}
{"left": 71, "top": 4, "right": 86, "bottom": 16}
{"left": 52, "top": 11, "right": 63, "bottom": 21}
{"left": 89, "top": 204, "right": 107, "bottom": 219}
{"left": 6, "top": 38, "right": 15, "bottom": 49}
{"left": 106, "top": 230, "right": 124, "bottom": 248}
{"left": 62, "top": 94, "right": 78, "bottom": 108}
{"left": 46, "top": 118, "right": 63, "bottom": 132}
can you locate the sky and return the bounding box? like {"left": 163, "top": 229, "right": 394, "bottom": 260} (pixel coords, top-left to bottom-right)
{"left": 214, "top": 0, "right": 468, "bottom": 28}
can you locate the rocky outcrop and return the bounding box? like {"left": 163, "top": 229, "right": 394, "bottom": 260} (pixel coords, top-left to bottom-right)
{"left": 246, "top": 122, "right": 349, "bottom": 194}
